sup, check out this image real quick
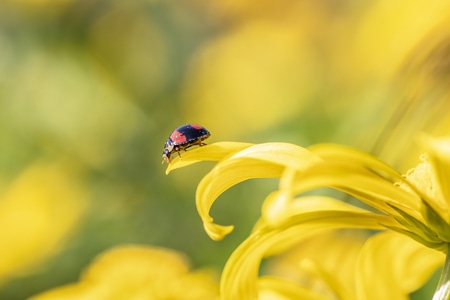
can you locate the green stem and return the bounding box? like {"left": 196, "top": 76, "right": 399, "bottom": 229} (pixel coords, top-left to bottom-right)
{"left": 434, "top": 245, "right": 450, "bottom": 300}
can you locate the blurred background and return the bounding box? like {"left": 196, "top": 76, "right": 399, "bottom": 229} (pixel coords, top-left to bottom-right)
{"left": 1, "top": 0, "right": 450, "bottom": 298}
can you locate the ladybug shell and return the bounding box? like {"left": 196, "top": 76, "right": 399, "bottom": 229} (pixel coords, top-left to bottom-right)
{"left": 169, "top": 124, "right": 210, "bottom": 146}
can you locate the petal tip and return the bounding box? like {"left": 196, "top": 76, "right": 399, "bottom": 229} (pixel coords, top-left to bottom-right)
{"left": 204, "top": 223, "right": 235, "bottom": 241}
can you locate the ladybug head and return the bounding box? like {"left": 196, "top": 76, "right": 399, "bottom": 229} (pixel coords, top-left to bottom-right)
{"left": 162, "top": 149, "right": 171, "bottom": 164}
{"left": 162, "top": 140, "right": 174, "bottom": 164}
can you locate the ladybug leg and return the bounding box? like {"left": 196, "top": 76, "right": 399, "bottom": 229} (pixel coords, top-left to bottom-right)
{"left": 181, "top": 142, "right": 197, "bottom": 151}
{"left": 174, "top": 146, "right": 183, "bottom": 160}
{"left": 191, "top": 138, "right": 208, "bottom": 147}
{"left": 175, "top": 138, "right": 208, "bottom": 160}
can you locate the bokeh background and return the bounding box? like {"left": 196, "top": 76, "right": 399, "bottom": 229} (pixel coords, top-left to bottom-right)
{"left": 1, "top": 0, "right": 450, "bottom": 298}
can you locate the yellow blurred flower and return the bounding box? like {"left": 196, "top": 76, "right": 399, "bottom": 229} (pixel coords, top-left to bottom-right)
{"left": 0, "top": 162, "right": 86, "bottom": 286}
{"left": 180, "top": 20, "right": 319, "bottom": 139}
{"left": 350, "top": 18, "right": 450, "bottom": 170}
{"left": 30, "top": 245, "right": 219, "bottom": 300}
{"left": 166, "top": 134, "right": 450, "bottom": 299}
{"left": 349, "top": 0, "right": 450, "bottom": 81}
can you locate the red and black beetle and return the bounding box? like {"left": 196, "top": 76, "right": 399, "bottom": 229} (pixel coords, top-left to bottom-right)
{"left": 162, "top": 124, "right": 211, "bottom": 163}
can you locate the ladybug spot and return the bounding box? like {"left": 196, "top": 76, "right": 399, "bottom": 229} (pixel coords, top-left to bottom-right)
{"left": 170, "top": 131, "right": 187, "bottom": 144}
{"left": 190, "top": 124, "right": 203, "bottom": 130}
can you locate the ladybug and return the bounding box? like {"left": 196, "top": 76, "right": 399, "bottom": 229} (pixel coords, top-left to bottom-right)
{"left": 162, "top": 124, "right": 211, "bottom": 164}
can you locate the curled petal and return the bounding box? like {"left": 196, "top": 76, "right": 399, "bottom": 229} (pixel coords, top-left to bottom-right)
{"left": 196, "top": 143, "right": 321, "bottom": 240}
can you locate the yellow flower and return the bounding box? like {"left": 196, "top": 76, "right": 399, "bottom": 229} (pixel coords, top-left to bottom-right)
{"left": 0, "top": 161, "right": 86, "bottom": 287}
{"left": 30, "top": 245, "right": 219, "bottom": 300}
{"left": 166, "top": 135, "right": 450, "bottom": 299}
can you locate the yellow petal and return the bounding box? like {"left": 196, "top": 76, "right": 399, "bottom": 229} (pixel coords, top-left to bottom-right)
{"left": 298, "top": 259, "right": 351, "bottom": 300}
{"left": 261, "top": 208, "right": 397, "bottom": 258}
{"left": 419, "top": 135, "right": 450, "bottom": 212}
{"left": 308, "top": 143, "right": 403, "bottom": 177}
{"left": 261, "top": 189, "right": 293, "bottom": 228}
{"left": 260, "top": 168, "right": 296, "bottom": 227}
{"left": 306, "top": 142, "right": 450, "bottom": 248}
{"left": 165, "top": 142, "right": 253, "bottom": 174}
{"left": 267, "top": 229, "right": 369, "bottom": 300}
{"left": 195, "top": 143, "right": 321, "bottom": 240}
{"left": 290, "top": 160, "right": 422, "bottom": 220}
{"left": 220, "top": 206, "right": 396, "bottom": 300}
{"left": 402, "top": 155, "right": 448, "bottom": 222}
{"left": 30, "top": 245, "right": 219, "bottom": 300}
{"left": 307, "top": 144, "right": 423, "bottom": 214}
{"left": 356, "top": 231, "right": 444, "bottom": 300}
{"left": 260, "top": 194, "right": 372, "bottom": 231}
{"left": 258, "top": 276, "right": 328, "bottom": 300}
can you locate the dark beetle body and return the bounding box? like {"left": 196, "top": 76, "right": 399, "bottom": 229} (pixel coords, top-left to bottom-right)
{"left": 162, "top": 124, "right": 211, "bottom": 163}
